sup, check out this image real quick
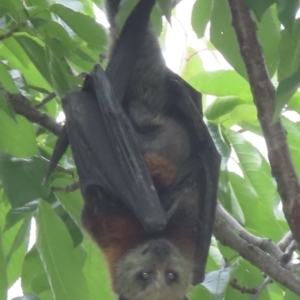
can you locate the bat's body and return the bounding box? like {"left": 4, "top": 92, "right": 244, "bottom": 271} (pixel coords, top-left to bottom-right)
{"left": 48, "top": 0, "right": 220, "bottom": 299}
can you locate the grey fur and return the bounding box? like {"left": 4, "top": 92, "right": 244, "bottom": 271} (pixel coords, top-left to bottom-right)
{"left": 115, "top": 239, "right": 193, "bottom": 300}
{"left": 105, "top": 0, "right": 168, "bottom": 122}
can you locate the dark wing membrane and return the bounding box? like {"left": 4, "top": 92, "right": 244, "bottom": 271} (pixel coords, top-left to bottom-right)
{"left": 63, "top": 66, "right": 166, "bottom": 231}
{"left": 106, "top": 0, "right": 156, "bottom": 103}
{"left": 46, "top": 0, "right": 156, "bottom": 178}
{"left": 168, "top": 70, "right": 221, "bottom": 284}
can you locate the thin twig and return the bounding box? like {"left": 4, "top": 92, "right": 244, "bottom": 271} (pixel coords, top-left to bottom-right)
{"left": 3, "top": 89, "right": 62, "bottom": 136}
{"left": 230, "top": 278, "right": 257, "bottom": 294}
{"left": 251, "top": 278, "right": 272, "bottom": 300}
{"left": 0, "top": 23, "right": 24, "bottom": 40}
{"left": 51, "top": 181, "right": 79, "bottom": 193}
{"left": 251, "top": 237, "right": 296, "bottom": 299}
{"left": 214, "top": 203, "right": 300, "bottom": 295}
{"left": 35, "top": 92, "right": 56, "bottom": 108}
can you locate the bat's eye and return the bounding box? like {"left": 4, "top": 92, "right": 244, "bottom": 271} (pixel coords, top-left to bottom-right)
{"left": 137, "top": 271, "right": 151, "bottom": 281}
{"left": 165, "top": 270, "right": 178, "bottom": 283}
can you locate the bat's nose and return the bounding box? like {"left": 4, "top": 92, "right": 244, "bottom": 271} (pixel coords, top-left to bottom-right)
{"left": 150, "top": 240, "right": 171, "bottom": 257}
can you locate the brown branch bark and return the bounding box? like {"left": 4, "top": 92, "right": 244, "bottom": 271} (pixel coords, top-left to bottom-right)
{"left": 226, "top": 0, "right": 300, "bottom": 242}
{"left": 5, "top": 91, "right": 62, "bottom": 136}
{"left": 0, "top": 24, "right": 23, "bottom": 40}
{"left": 214, "top": 203, "right": 300, "bottom": 295}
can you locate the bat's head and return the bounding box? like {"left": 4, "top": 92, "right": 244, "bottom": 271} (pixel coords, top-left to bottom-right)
{"left": 114, "top": 239, "right": 193, "bottom": 300}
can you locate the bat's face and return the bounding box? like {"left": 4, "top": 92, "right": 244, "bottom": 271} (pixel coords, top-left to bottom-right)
{"left": 114, "top": 239, "right": 193, "bottom": 300}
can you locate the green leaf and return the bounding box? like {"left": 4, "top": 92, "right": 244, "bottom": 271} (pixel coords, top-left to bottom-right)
{"left": 38, "top": 290, "right": 54, "bottom": 300}
{"left": 230, "top": 104, "right": 257, "bottom": 123}
{"left": 0, "top": 91, "right": 15, "bottom": 120}
{"left": 5, "top": 201, "right": 38, "bottom": 231}
{"left": 0, "top": 153, "right": 50, "bottom": 208}
{"left": 1, "top": 38, "right": 30, "bottom": 68}
{"left": 150, "top": 3, "right": 163, "bottom": 37}
{"left": 15, "top": 36, "right": 52, "bottom": 85}
{"left": 158, "top": 0, "right": 172, "bottom": 22}
{"left": 46, "top": 48, "right": 73, "bottom": 96}
{"left": 0, "top": 61, "right": 18, "bottom": 93}
{"left": 26, "top": 0, "right": 51, "bottom": 22}
{"left": 83, "top": 240, "right": 116, "bottom": 300}
{"left": 0, "top": 112, "right": 36, "bottom": 158}
{"left": 210, "top": 0, "right": 247, "bottom": 79}
{"left": 226, "top": 130, "right": 276, "bottom": 207}
{"left": 57, "top": 207, "right": 83, "bottom": 247}
{"left": 229, "top": 173, "right": 284, "bottom": 240}
{"left": 0, "top": 201, "right": 28, "bottom": 285}
{"left": 67, "top": 48, "right": 98, "bottom": 73}
{"left": 22, "top": 247, "right": 51, "bottom": 295}
{"left": 78, "top": 0, "right": 95, "bottom": 17}
{"left": 202, "top": 267, "right": 233, "bottom": 297}
{"left": 205, "top": 255, "right": 220, "bottom": 274}
{"left": 211, "top": 1, "right": 279, "bottom": 79}
{"left": 278, "top": 21, "right": 300, "bottom": 81}
{"left": 284, "top": 289, "right": 300, "bottom": 300}
{"left": 217, "top": 242, "right": 238, "bottom": 261}
{"left": 36, "top": 200, "right": 88, "bottom": 300}
{"left": 227, "top": 183, "right": 245, "bottom": 225}
{"left": 50, "top": 4, "right": 106, "bottom": 50}
{"left": 282, "top": 118, "right": 300, "bottom": 177}
{"left": 0, "top": 38, "right": 50, "bottom": 90}
{"left": 6, "top": 218, "right": 30, "bottom": 261}
{"left": 288, "top": 91, "right": 300, "bottom": 114}
{"left": 256, "top": 7, "right": 280, "bottom": 78}
{"left": 26, "top": 0, "right": 50, "bottom": 10}
{"left": 266, "top": 282, "right": 284, "bottom": 299}
{"left": 275, "top": 67, "right": 300, "bottom": 118}
{"left": 277, "top": 0, "right": 299, "bottom": 32}
{"left": 207, "top": 122, "right": 231, "bottom": 163}
{"left": 0, "top": 230, "right": 8, "bottom": 300}
{"left": 192, "top": 0, "right": 212, "bottom": 38}
{"left": 205, "top": 97, "right": 245, "bottom": 120}
{"left": 226, "top": 260, "right": 271, "bottom": 299}
{"left": 6, "top": 228, "right": 27, "bottom": 285}
{"left": 41, "top": 21, "right": 77, "bottom": 51}
{"left": 0, "top": 201, "right": 18, "bottom": 254}
{"left": 181, "top": 47, "right": 204, "bottom": 81}
{"left": 190, "top": 284, "right": 214, "bottom": 300}
{"left": 240, "top": 121, "right": 263, "bottom": 136}
{"left": 0, "top": 0, "right": 27, "bottom": 22}
{"left": 243, "top": 0, "right": 275, "bottom": 21}
{"left": 207, "top": 241, "right": 223, "bottom": 271}
{"left": 11, "top": 295, "right": 40, "bottom": 300}
{"left": 92, "top": 0, "right": 103, "bottom": 8}
{"left": 190, "top": 70, "right": 251, "bottom": 98}
{"left": 52, "top": 178, "right": 83, "bottom": 228}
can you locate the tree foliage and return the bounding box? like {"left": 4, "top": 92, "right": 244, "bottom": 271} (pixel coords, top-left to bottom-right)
{"left": 0, "top": 0, "right": 300, "bottom": 299}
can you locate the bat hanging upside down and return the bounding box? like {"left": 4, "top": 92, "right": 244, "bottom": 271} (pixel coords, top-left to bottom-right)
{"left": 47, "top": 0, "right": 221, "bottom": 299}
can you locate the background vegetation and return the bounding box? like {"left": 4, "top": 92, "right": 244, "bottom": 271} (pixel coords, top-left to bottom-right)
{"left": 0, "top": 0, "right": 300, "bottom": 299}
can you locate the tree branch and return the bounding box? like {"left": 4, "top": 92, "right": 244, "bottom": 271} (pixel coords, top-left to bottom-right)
{"left": 35, "top": 92, "right": 57, "bottom": 108}
{"left": 214, "top": 203, "right": 300, "bottom": 295}
{"left": 5, "top": 91, "right": 62, "bottom": 136}
{"left": 226, "top": 0, "right": 300, "bottom": 242}
{"left": 0, "top": 24, "right": 23, "bottom": 41}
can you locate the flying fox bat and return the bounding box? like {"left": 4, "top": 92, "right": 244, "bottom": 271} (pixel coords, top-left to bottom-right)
{"left": 47, "top": 0, "right": 221, "bottom": 299}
